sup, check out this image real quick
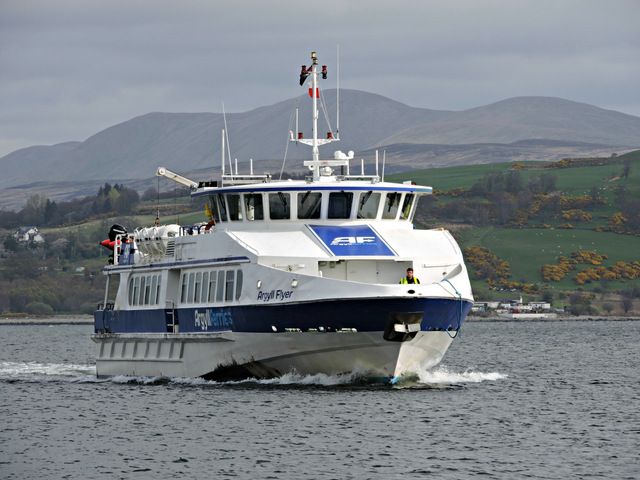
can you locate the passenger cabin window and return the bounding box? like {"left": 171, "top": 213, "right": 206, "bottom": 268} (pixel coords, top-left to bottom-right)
{"left": 401, "top": 194, "right": 415, "bottom": 221}
{"left": 357, "top": 191, "right": 381, "bottom": 219}
{"left": 177, "top": 269, "right": 244, "bottom": 304}
{"left": 216, "top": 271, "right": 225, "bottom": 302}
{"left": 227, "top": 194, "right": 242, "bottom": 221}
{"left": 207, "top": 272, "right": 216, "bottom": 302}
{"left": 269, "top": 192, "right": 290, "bottom": 220}
{"left": 225, "top": 270, "right": 235, "bottom": 301}
{"left": 235, "top": 270, "right": 243, "bottom": 300}
{"left": 382, "top": 192, "right": 402, "bottom": 219}
{"left": 298, "top": 192, "right": 322, "bottom": 219}
{"left": 128, "top": 274, "right": 161, "bottom": 306}
{"left": 244, "top": 194, "right": 264, "bottom": 221}
{"left": 201, "top": 272, "right": 209, "bottom": 302}
{"left": 328, "top": 192, "right": 353, "bottom": 219}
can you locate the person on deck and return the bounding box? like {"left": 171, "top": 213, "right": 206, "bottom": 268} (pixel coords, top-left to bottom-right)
{"left": 400, "top": 268, "right": 420, "bottom": 284}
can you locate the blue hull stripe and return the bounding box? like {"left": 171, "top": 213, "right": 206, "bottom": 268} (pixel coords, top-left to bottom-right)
{"left": 95, "top": 297, "right": 472, "bottom": 334}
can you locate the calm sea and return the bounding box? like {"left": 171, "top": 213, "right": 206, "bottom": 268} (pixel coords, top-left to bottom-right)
{"left": 0, "top": 320, "right": 638, "bottom": 479}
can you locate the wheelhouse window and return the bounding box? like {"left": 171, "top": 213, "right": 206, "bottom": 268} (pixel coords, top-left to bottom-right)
{"left": 297, "top": 192, "right": 322, "bottom": 219}
{"left": 215, "top": 194, "right": 228, "bottom": 222}
{"left": 209, "top": 196, "right": 222, "bottom": 223}
{"left": 357, "top": 191, "right": 381, "bottom": 219}
{"left": 244, "top": 194, "right": 264, "bottom": 221}
{"left": 227, "top": 194, "right": 242, "bottom": 221}
{"left": 382, "top": 192, "right": 402, "bottom": 219}
{"left": 401, "top": 193, "right": 415, "bottom": 221}
{"left": 328, "top": 192, "right": 353, "bottom": 219}
{"left": 269, "top": 192, "right": 290, "bottom": 220}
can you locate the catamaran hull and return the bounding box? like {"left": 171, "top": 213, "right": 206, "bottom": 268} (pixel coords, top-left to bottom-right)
{"left": 91, "top": 329, "right": 456, "bottom": 381}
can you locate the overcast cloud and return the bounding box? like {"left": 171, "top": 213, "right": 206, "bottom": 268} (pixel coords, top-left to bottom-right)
{"left": 1, "top": 0, "right": 639, "bottom": 158}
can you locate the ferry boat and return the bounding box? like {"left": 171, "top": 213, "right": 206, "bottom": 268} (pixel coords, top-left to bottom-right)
{"left": 92, "top": 52, "right": 474, "bottom": 382}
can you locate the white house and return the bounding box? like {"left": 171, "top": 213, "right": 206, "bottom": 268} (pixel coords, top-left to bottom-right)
{"left": 14, "top": 226, "right": 45, "bottom": 244}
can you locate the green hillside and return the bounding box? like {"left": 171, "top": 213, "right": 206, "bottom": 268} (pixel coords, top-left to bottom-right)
{"left": 388, "top": 151, "right": 640, "bottom": 302}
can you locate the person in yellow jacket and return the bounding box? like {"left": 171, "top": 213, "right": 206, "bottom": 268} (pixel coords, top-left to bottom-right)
{"left": 400, "top": 267, "right": 420, "bottom": 284}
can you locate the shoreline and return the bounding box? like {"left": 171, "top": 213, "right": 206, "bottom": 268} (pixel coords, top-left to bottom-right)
{"left": 1, "top": 314, "right": 638, "bottom": 326}
{"left": 466, "top": 315, "right": 640, "bottom": 322}
{"left": 0, "top": 314, "right": 93, "bottom": 326}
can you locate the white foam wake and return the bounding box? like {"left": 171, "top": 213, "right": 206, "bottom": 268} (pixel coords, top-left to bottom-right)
{"left": 0, "top": 361, "right": 97, "bottom": 381}
{"left": 407, "top": 364, "right": 508, "bottom": 386}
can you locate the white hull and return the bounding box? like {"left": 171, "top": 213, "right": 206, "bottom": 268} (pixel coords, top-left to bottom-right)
{"left": 92, "top": 330, "right": 454, "bottom": 381}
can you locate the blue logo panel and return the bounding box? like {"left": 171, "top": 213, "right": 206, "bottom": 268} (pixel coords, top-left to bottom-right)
{"left": 309, "top": 225, "right": 396, "bottom": 256}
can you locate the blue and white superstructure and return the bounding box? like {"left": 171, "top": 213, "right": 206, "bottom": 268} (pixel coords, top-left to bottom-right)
{"left": 92, "top": 52, "right": 473, "bottom": 382}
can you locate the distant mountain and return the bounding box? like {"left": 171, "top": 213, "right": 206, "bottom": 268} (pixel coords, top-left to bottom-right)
{"left": 1, "top": 91, "right": 639, "bottom": 199}
{"left": 378, "top": 96, "right": 640, "bottom": 146}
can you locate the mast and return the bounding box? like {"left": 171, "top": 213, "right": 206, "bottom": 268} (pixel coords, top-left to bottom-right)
{"left": 294, "top": 51, "right": 350, "bottom": 182}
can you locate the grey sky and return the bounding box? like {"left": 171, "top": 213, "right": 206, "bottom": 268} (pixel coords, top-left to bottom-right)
{"left": 1, "top": 0, "right": 639, "bottom": 158}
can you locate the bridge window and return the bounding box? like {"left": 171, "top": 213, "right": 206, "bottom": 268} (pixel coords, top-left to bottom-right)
{"left": 215, "top": 194, "right": 228, "bottom": 222}
{"left": 269, "top": 192, "right": 290, "bottom": 219}
{"left": 382, "top": 193, "right": 402, "bottom": 219}
{"left": 297, "top": 192, "right": 322, "bottom": 219}
{"left": 328, "top": 192, "right": 353, "bottom": 219}
{"left": 357, "top": 191, "right": 381, "bottom": 219}
{"left": 401, "top": 194, "right": 415, "bottom": 221}
{"left": 227, "top": 194, "right": 242, "bottom": 221}
{"left": 244, "top": 194, "right": 264, "bottom": 221}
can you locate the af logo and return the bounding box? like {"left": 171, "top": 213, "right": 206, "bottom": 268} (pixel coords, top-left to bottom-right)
{"left": 330, "top": 236, "right": 376, "bottom": 246}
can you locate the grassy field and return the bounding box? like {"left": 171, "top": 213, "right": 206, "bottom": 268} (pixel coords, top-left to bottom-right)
{"left": 389, "top": 151, "right": 640, "bottom": 202}
{"left": 388, "top": 151, "right": 640, "bottom": 296}
{"left": 460, "top": 227, "right": 640, "bottom": 290}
